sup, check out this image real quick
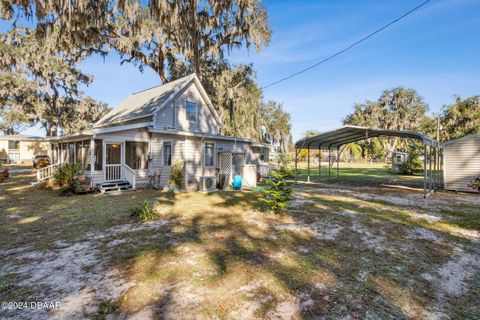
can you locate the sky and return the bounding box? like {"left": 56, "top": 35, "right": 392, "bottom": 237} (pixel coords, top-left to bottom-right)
{"left": 13, "top": 0, "right": 480, "bottom": 141}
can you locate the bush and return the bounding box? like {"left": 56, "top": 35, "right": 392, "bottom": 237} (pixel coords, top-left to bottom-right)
{"left": 169, "top": 162, "right": 184, "bottom": 189}
{"left": 0, "top": 169, "right": 9, "bottom": 183}
{"left": 130, "top": 200, "right": 161, "bottom": 221}
{"left": 258, "top": 170, "right": 293, "bottom": 214}
{"left": 467, "top": 175, "right": 480, "bottom": 192}
{"left": 52, "top": 163, "right": 81, "bottom": 194}
{"left": 397, "top": 146, "right": 423, "bottom": 175}
{"left": 35, "top": 158, "right": 50, "bottom": 169}
{"left": 276, "top": 152, "right": 294, "bottom": 176}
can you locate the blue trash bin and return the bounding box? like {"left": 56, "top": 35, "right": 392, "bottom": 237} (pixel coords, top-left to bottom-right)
{"left": 233, "top": 175, "right": 242, "bottom": 190}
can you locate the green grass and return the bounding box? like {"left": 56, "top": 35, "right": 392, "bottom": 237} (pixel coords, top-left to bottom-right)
{"left": 295, "top": 161, "right": 423, "bottom": 185}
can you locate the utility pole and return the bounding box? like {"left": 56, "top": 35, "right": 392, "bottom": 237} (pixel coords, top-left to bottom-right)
{"left": 436, "top": 117, "right": 440, "bottom": 142}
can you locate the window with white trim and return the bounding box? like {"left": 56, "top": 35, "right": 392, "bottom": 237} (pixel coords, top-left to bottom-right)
{"left": 163, "top": 141, "right": 172, "bottom": 166}
{"left": 204, "top": 142, "right": 215, "bottom": 167}
{"left": 185, "top": 100, "right": 198, "bottom": 122}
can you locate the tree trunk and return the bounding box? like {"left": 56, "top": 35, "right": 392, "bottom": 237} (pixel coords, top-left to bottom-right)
{"left": 49, "top": 123, "right": 58, "bottom": 137}
{"left": 157, "top": 49, "right": 169, "bottom": 83}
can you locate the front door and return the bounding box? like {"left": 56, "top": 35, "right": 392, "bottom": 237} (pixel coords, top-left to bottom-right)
{"left": 105, "top": 143, "right": 122, "bottom": 181}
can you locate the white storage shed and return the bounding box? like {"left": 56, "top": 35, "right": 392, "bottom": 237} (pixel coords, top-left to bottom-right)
{"left": 443, "top": 133, "right": 480, "bottom": 193}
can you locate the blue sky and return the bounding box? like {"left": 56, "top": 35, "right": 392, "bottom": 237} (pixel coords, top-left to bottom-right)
{"left": 14, "top": 0, "right": 480, "bottom": 140}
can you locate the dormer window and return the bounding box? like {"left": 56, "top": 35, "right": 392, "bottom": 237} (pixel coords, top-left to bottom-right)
{"left": 186, "top": 100, "right": 198, "bottom": 122}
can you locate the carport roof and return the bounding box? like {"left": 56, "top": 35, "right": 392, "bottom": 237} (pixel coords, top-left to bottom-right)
{"left": 295, "top": 125, "right": 438, "bottom": 149}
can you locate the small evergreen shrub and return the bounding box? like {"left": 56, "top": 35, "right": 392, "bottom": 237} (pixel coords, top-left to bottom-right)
{"left": 52, "top": 163, "right": 81, "bottom": 194}
{"left": 258, "top": 170, "right": 293, "bottom": 214}
{"left": 130, "top": 200, "right": 161, "bottom": 221}
{"left": 169, "top": 162, "right": 184, "bottom": 189}
{"left": 467, "top": 175, "right": 480, "bottom": 192}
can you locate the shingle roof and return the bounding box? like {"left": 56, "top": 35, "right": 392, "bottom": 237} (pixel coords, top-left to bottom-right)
{"left": 0, "top": 134, "right": 45, "bottom": 140}
{"left": 95, "top": 74, "right": 195, "bottom": 126}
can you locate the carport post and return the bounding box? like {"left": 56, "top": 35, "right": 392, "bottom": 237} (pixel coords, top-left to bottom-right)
{"left": 307, "top": 146, "right": 310, "bottom": 183}
{"left": 434, "top": 147, "right": 438, "bottom": 190}
{"left": 423, "top": 144, "right": 427, "bottom": 198}
{"left": 429, "top": 145, "right": 433, "bottom": 192}
{"left": 328, "top": 149, "right": 331, "bottom": 181}
{"left": 336, "top": 148, "right": 339, "bottom": 178}
{"left": 318, "top": 148, "right": 321, "bottom": 179}
{"left": 294, "top": 147, "right": 298, "bottom": 185}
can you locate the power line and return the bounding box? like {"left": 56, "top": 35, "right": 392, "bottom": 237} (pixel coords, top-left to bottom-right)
{"left": 236, "top": 0, "right": 430, "bottom": 98}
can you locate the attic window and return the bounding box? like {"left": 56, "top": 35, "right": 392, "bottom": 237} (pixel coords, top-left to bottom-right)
{"left": 186, "top": 100, "right": 197, "bottom": 122}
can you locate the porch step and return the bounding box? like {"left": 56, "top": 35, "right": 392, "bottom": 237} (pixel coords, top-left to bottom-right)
{"left": 99, "top": 180, "right": 133, "bottom": 194}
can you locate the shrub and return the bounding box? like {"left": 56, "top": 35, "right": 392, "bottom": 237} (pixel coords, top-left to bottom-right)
{"left": 276, "top": 152, "right": 294, "bottom": 176}
{"left": 258, "top": 170, "right": 293, "bottom": 214}
{"left": 467, "top": 175, "right": 480, "bottom": 192}
{"left": 0, "top": 169, "right": 9, "bottom": 183}
{"left": 130, "top": 200, "right": 161, "bottom": 221}
{"left": 52, "top": 163, "right": 81, "bottom": 194}
{"left": 397, "top": 146, "right": 423, "bottom": 175}
{"left": 169, "top": 162, "right": 184, "bottom": 189}
{"left": 36, "top": 158, "right": 50, "bottom": 169}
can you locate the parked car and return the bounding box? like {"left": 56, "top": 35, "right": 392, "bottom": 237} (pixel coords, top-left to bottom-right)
{"left": 33, "top": 154, "right": 50, "bottom": 168}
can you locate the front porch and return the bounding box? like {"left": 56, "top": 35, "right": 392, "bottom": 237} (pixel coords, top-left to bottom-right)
{"left": 39, "top": 137, "right": 150, "bottom": 189}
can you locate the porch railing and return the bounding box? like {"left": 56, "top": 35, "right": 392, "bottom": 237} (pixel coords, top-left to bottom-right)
{"left": 37, "top": 163, "right": 61, "bottom": 182}
{"left": 124, "top": 165, "right": 136, "bottom": 190}
{"left": 105, "top": 164, "right": 122, "bottom": 181}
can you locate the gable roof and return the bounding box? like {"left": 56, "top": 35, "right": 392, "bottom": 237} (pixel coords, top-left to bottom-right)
{"left": 442, "top": 132, "right": 480, "bottom": 146}
{"left": 94, "top": 73, "right": 223, "bottom": 128}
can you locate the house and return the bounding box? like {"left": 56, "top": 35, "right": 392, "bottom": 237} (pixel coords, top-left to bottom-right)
{"left": 0, "top": 135, "right": 47, "bottom": 164}
{"left": 442, "top": 133, "right": 480, "bottom": 193}
{"left": 42, "top": 74, "right": 273, "bottom": 190}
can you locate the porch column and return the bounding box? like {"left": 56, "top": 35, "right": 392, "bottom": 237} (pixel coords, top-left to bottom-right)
{"left": 90, "top": 139, "right": 95, "bottom": 177}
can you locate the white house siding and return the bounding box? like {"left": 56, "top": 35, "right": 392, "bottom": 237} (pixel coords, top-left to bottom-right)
{"left": 444, "top": 134, "right": 480, "bottom": 193}
{"left": 150, "top": 133, "right": 185, "bottom": 187}
{"left": 95, "top": 128, "right": 150, "bottom": 141}
{"left": 154, "top": 82, "right": 220, "bottom": 135}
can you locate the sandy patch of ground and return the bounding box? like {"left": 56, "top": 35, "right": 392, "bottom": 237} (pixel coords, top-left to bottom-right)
{"left": 430, "top": 247, "right": 480, "bottom": 298}
{"left": 1, "top": 220, "right": 171, "bottom": 319}
{"left": 406, "top": 227, "right": 444, "bottom": 242}
{"left": 275, "top": 220, "right": 343, "bottom": 241}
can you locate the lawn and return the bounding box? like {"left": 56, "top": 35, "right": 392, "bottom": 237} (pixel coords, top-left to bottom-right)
{"left": 295, "top": 161, "right": 423, "bottom": 186}
{"left": 1, "top": 168, "right": 479, "bottom": 319}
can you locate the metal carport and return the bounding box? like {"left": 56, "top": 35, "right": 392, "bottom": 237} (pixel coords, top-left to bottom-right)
{"left": 294, "top": 125, "right": 443, "bottom": 198}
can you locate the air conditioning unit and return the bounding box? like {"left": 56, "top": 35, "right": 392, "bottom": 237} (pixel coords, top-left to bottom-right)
{"left": 200, "top": 176, "right": 217, "bottom": 192}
